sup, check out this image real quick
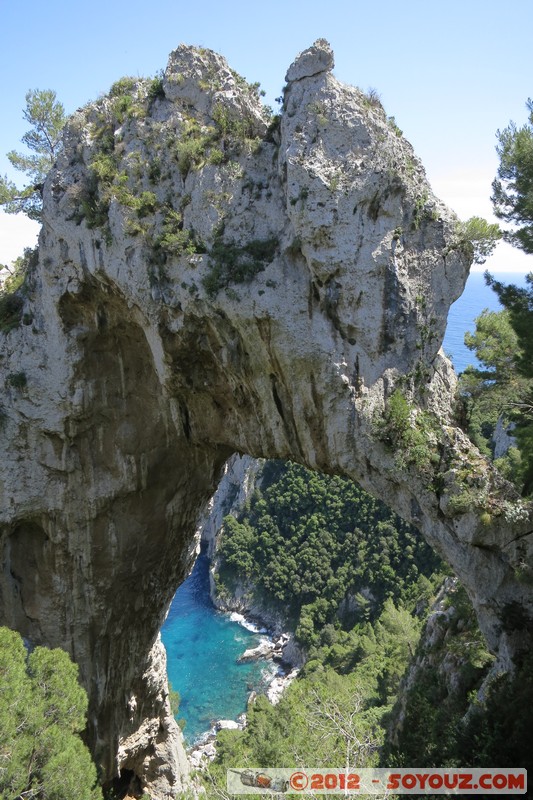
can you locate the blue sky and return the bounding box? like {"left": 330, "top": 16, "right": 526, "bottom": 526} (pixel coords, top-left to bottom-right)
{"left": 1, "top": 0, "right": 532, "bottom": 273}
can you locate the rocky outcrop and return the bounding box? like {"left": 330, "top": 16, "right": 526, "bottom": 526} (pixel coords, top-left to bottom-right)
{"left": 211, "top": 571, "right": 290, "bottom": 635}
{"left": 237, "top": 640, "right": 275, "bottom": 663}
{"left": 386, "top": 576, "right": 496, "bottom": 755}
{"left": 116, "top": 635, "right": 190, "bottom": 797}
{"left": 236, "top": 633, "right": 289, "bottom": 664}
{"left": 267, "top": 668, "right": 300, "bottom": 706}
{"left": 493, "top": 415, "right": 516, "bottom": 460}
{"left": 1, "top": 40, "right": 532, "bottom": 798}
{"left": 199, "top": 454, "right": 260, "bottom": 558}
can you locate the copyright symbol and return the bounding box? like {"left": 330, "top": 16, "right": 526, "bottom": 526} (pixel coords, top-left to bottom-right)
{"left": 290, "top": 772, "right": 308, "bottom": 791}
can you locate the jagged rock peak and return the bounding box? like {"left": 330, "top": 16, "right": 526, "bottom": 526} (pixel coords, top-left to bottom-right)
{"left": 285, "top": 38, "right": 334, "bottom": 82}
{"left": 163, "top": 42, "right": 269, "bottom": 131}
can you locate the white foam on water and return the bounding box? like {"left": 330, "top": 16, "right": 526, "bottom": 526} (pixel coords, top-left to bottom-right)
{"left": 229, "top": 612, "right": 267, "bottom": 633}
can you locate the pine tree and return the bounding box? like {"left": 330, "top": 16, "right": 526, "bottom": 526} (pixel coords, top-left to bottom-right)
{"left": 0, "top": 89, "right": 66, "bottom": 221}
{"left": 0, "top": 627, "right": 102, "bottom": 800}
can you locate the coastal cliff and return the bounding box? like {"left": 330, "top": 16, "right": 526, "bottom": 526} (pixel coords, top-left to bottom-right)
{"left": 199, "top": 457, "right": 289, "bottom": 631}
{"left": 0, "top": 40, "right": 532, "bottom": 798}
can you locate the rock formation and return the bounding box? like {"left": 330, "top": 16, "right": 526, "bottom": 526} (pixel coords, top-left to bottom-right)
{"left": 199, "top": 453, "right": 259, "bottom": 559}
{"left": 0, "top": 40, "right": 532, "bottom": 798}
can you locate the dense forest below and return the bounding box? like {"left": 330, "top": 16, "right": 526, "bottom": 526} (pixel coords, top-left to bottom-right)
{"left": 215, "top": 460, "right": 443, "bottom": 643}
{"left": 204, "top": 450, "right": 533, "bottom": 798}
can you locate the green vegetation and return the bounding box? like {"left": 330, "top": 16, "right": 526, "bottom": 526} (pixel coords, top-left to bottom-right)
{"left": 0, "top": 247, "right": 38, "bottom": 334}
{"left": 173, "top": 104, "right": 260, "bottom": 179}
{"left": 198, "top": 455, "right": 533, "bottom": 799}
{"left": 205, "top": 600, "right": 421, "bottom": 797}
{"left": 147, "top": 208, "right": 206, "bottom": 286}
{"left": 216, "top": 461, "right": 443, "bottom": 647}
{"left": 464, "top": 95, "right": 533, "bottom": 491}
{"left": 0, "top": 289, "right": 24, "bottom": 334}
{"left": 6, "top": 372, "right": 27, "bottom": 389}
{"left": 492, "top": 97, "right": 533, "bottom": 254}
{"left": 70, "top": 74, "right": 270, "bottom": 292}
{"left": 168, "top": 684, "right": 187, "bottom": 732}
{"left": 71, "top": 74, "right": 168, "bottom": 233}
{"left": 174, "top": 117, "right": 217, "bottom": 178}
{"left": 456, "top": 279, "right": 533, "bottom": 495}
{"left": 203, "top": 461, "right": 524, "bottom": 798}
{"left": 229, "top": 71, "right": 266, "bottom": 103}
{"left": 459, "top": 309, "right": 529, "bottom": 478}
{"left": 457, "top": 651, "right": 533, "bottom": 773}
{"left": 202, "top": 234, "right": 278, "bottom": 298}
{"left": 76, "top": 123, "right": 117, "bottom": 232}
{"left": 485, "top": 273, "right": 533, "bottom": 382}
{"left": 361, "top": 87, "right": 384, "bottom": 111}
{"left": 374, "top": 389, "right": 441, "bottom": 475}
{"left": 474, "top": 274, "right": 533, "bottom": 494}
{"left": 0, "top": 627, "right": 102, "bottom": 800}
{"left": 455, "top": 216, "right": 502, "bottom": 265}
{"left": 387, "top": 115, "right": 403, "bottom": 137}
{"left": 70, "top": 67, "right": 266, "bottom": 265}
{"left": 447, "top": 108, "right": 533, "bottom": 498}
{"left": 211, "top": 102, "right": 258, "bottom": 145}
{"left": 411, "top": 192, "right": 431, "bottom": 230}
{"left": 0, "top": 89, "right": 66, "bottom": 220}
{"left": 108, "top": 77, "right": 142, "bottom": 122}
{"left": 382, "top": 581, "right": 533, "bottom": 775}
{"left": 146, "top": 72, "right": 165, "bottom": 102}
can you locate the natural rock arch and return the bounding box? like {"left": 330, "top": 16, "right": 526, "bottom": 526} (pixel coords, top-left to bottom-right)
{"left": 0, "top": 41, "right": 532, "bottom": 798}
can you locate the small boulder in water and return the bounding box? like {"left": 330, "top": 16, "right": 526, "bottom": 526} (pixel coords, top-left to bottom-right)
{"left": 237, "top": 640, "right": 274, "bottom": 662}
{"left": 216, "top": 719, "right": 241, "bottom": 731}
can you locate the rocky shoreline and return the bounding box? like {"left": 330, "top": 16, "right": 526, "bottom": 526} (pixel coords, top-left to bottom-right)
{"left": 188, "top": 609, "right": 303, "bottom": 769}
{"left": 187, "top": 455, "right": 306, "bottom": 769}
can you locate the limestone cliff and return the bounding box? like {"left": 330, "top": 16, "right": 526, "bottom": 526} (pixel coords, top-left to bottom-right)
{"left": 200, "top": 456, "right": 293, "bottom": 635}
{"left": 199, "top": 453, "right": 260, "bottom": 559}
{"left": 0, "top": 40, "right": 532, "bottom": 798}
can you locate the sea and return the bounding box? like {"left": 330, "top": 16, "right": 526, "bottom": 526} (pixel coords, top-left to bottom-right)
{"left": 161, "top": 551, "right": 277, "bottom": 744}
{"left": 161, "top": 268, "right": 527, "bottom": 745}
{"left": 442, "top": 270, "right": 526, "bottom": 374}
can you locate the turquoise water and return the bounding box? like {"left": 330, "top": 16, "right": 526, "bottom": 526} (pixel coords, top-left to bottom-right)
{"left": 161, "top": 552, "right": 276, "bottom": 744}
{"left": 162, "top": 269, "right": 526, "bottom": 744}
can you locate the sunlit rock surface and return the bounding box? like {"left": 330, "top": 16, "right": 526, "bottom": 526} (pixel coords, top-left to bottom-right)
{"left": 0, "top": 40, "right": 531, "bottom": 798}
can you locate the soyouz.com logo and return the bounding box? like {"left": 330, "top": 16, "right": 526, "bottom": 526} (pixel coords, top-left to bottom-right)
{"left": 227, "top": 768, "right": 527, "bottom": 794}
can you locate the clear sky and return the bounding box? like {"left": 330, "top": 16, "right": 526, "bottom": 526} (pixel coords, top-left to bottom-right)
{"left": 1, "top": 0, "right": 532, "bottom": 273}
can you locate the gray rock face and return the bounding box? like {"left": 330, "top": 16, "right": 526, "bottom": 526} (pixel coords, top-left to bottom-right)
{"left": 199, "top": 453, "right": 260, "bottom": 558}
{"left": 285, "top": 38, "right": 334, "bottom": 81}
{"left": 0, "top": 41, "right": 532, "bottom": 799}
{"left": 493, "top": 415, "right": 516, "bottom": 460}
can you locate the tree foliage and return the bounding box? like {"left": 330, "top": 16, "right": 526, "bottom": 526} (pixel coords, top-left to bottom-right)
{"left": 492, "top": 98, "right": 533, "bottom": 254}
{"left": 216, "top": 461, "right": 443, "bottom": 646}
{"left": 203, "top": 455, "right": 530, "bottom": 793}
{"left": 383, "top": 583, "right": 533, "bottom": 774}
{"left": 485, "top": 272, "right": 533, "bottom": 379}
{"left": 457, "top": 216, "right": 502, "bottom": 265}
{"left": 204, "top": 598, "right": 423, "bottom": 798}
{"left": 0, "top": 89, "right": 66, "bottom": 221}
{"left": 472, "top": 274, "right": 533, "bottom": 493}
{"left": 0, "top": 627, "right": 102, "bottom": 800}
{"left": 483, "top": 96, "right": 533, "bottom": 491}
{"left": 459, "top": 308, "right": 530, "bottom": 472}
{"left": 0, "top": 246, "right": 38, "bottom": 333}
